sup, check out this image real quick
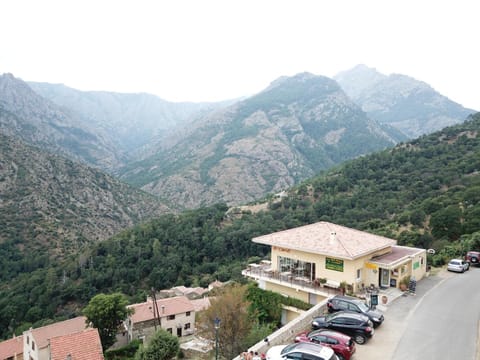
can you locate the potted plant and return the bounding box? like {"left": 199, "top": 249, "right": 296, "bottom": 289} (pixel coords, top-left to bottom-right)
{"left": 399, "top": 275, "right": 410, "bottom": 291}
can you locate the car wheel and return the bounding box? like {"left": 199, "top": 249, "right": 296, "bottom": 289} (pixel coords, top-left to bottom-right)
{"left": 337, "top": 355, "right": 345, "bottom": 360}
{"left": 354, "top": 334, "right": 367, "bottom": 344}
{"left": 471, "top": 257, "right": 478, "bottom": 263}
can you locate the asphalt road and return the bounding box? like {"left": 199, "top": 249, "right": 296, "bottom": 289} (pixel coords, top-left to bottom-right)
{"left": 354, "top": 266, "right": 480, "bottom": 360}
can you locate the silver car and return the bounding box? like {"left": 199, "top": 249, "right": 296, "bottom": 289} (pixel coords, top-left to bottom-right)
{"left": 447, "top": 259, "right": 469, "bottom": 273}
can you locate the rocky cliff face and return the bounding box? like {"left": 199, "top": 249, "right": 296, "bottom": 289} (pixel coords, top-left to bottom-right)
{"left": 0, "top": 73, "right": 123, "bottom": 169}
{"left": 0, "top": 133, "right": 170, "bottom": 256}
{"left": 28, "top": 81, "right": 234, "bottom": 163}
{"left": 334, "top": 65, "right": 475, "bottom": 138}
{"left": 119, "top": 73, "right": 401, "bottom": 208}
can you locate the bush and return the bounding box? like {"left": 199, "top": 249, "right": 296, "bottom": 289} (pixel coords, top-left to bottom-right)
{"left": 134, "top": 329, "right": 179, "bottom": 360}
{"left": 105, "top": 339, "right": 142, "bottom": 359}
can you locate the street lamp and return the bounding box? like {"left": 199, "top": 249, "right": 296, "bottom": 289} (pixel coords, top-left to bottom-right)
{"left": 214, "top": 317, "right": 221, "bottom": 360}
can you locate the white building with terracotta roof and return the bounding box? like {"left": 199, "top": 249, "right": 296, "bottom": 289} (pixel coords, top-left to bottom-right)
{"left": 49, "top": 328, "right": 103, "bottom": 360}
{"left": 22, "top": 316, "right": 88, "bottom": 360}
{"left": 126, "top": 296, "right": 195, "bottom": 344}
{"left": 243, "top": 221, "right": 426, "bottom": 316}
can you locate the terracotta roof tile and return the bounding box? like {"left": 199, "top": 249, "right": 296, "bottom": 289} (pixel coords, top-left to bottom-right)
{"left": 190, "top": 297, "right": 211, "bottom": 312}
{"left": 0, "top": 335, "right": 23, "bottom": 359}
{"left": 49, "top": 328, "right": 104, "bottom": 360}
{"left": 128, "top": 296, "right": 194, "bottom": 324}
{"left": 252, "top": 221, "right": 396, "bottom": 260}
{"left": 29, "top": 316, "right": 87, "bottom": 349}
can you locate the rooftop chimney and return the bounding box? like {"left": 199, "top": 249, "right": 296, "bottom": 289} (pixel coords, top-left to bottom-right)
{"left": 330, "top": 231, "right": 336, "bottom": 243}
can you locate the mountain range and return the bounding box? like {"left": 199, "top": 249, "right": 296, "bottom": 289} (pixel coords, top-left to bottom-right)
{"left": 0, "top": 66, "right": 475, "bottom": 211}
{"left": 0, "top": 61, "right": 479, "bottom": 338}
{"left": 334, "top": 64, "right": 475, "bottom": 138}
{"left": 118, "top": 72, "right": 402, "bottom": 208}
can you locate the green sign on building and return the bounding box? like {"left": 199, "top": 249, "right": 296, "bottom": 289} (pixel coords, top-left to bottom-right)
{"left": 326, "top": 257, "right": 344, "bottom": 272}
{"left": 413, "top": 261, "right": 420, "bottom": 270}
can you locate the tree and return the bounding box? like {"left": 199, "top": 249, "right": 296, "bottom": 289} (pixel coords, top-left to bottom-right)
{"left": 134, "top": 329, "right": 179, "bottom": 360}
{"left": 83, "top": 293, "right": 132, "bottom": 350}
{"left": 199, "top": 284, "right": 253, "bottom": 359}
{"left": 430, "top": 205, "right": 463, "bottom": 240}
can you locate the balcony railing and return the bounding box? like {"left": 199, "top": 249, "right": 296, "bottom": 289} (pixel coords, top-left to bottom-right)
{"left": 242, "top": 263, "right": 342, "bottom": 297}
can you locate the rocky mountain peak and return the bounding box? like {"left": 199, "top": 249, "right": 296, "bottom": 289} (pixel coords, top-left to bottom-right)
{"left": 119, "top": 72, "right": 400, "bottom": 208}
{"left": 334, "top": 64, "right": 386, "bottom": 98}
{"left": 334, "top": 65, "right": 475, "bottom": 138}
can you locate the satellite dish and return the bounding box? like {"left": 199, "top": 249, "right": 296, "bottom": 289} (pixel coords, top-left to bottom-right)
{"left": 427, "top": 249, "right": 436, "bottom": 255}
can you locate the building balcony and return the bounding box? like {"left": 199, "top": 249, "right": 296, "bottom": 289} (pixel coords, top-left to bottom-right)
{"left": 242, "top": 263, "right": 342, "bottom": 298}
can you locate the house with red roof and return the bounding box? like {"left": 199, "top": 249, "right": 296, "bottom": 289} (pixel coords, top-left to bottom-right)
{"left": 49, "top": 328, "right": 103, "bottom": 360}
{"left": 22, "top": 316, "right": 87, "bottom": 360}
{"left": 0, "top": 335, "right": 23, "bottom": 360}
{"left": 243, "top": 221, "right": 426, "bottom": 313}
{"left": 125, "top": 296, "right": 195, "bottom": 344}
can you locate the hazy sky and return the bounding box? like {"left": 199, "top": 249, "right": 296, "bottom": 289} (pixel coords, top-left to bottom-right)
{"left": 1, "top": 0, "right": 478, "bottom": 110}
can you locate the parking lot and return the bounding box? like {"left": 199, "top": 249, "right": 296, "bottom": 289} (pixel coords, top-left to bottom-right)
{"left": 353, "top": 270, "right": 446, "bottom": 359}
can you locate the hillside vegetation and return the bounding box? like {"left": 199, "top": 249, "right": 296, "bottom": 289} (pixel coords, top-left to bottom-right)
{"left": 1, "top": 113, "right": 479, "bottom": 340}
{"left": 0, "top": 133, "right": 171, "bottom": 281}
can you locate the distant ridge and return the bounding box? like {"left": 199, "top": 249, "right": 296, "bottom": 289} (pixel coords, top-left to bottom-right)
{"left": 335, "top": 64, "right": 475, "bottom": 138}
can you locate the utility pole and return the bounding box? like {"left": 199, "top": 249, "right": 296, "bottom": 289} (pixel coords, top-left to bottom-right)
{"left": 151, "top": 288, "right": 162, "bottom": 330}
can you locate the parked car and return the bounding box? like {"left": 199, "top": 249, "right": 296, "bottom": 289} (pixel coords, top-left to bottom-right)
{"left": 447, "top": 258, "right": 470, "bottom": 273}
{"left": 326, "top": 295, "right": 384, "bottom": 327}
{"left": 465, "top": 251, "right": 480, "bottom": 265}
{"left": 266, "top": 342, "right": 338, "bottom": 360}
{"left": 295, "top": 329, "right": 356, "bottom": 360}
{"left": 312, "top": 311, "right": 374, "bottom": 345}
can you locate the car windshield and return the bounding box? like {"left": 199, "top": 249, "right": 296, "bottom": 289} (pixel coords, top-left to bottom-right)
{"left": 450, "top": 260, "right": 460, "bottom": 265}
{"left": 280, "top": 343, "right": 298, "bottom": 355}
{"left": 356, "top": 301, "right": 370, "bottom": 312}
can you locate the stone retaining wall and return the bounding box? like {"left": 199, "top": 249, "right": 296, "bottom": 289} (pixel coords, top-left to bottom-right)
{"left": 233, "top": 299, "right": 328, "bottom": 359}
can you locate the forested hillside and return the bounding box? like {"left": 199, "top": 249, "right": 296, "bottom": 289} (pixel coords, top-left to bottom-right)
{"left": 1, "top": 113, "right": 479, "bottom": 340}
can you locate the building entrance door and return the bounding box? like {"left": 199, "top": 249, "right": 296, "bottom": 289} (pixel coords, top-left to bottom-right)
{"left": 380, "top": 268, "right": 390, "bottom": 288}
